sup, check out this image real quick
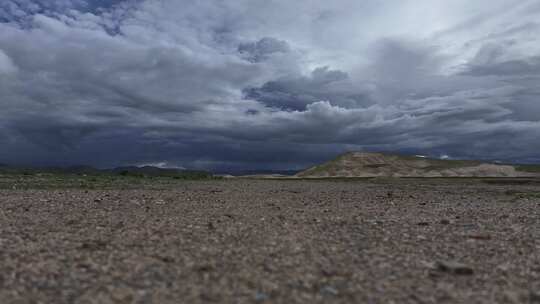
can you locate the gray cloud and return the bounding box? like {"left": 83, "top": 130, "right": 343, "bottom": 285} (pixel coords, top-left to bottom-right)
{"left": 1, "top": 0, "right": 540, "bottom": 170}
{"left": 238, "top": 37, "right": 290, "bottom": 63}
{"left": 464, "top": 56, "right": 540, "bottom": 77}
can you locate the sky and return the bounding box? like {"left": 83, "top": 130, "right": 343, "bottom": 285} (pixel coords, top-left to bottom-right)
{"left": 1, "top": 0, "right": 539, "bottom": 171}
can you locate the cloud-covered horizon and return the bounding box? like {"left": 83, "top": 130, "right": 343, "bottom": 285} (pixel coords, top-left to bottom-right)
{"left": 1, "top": 0, "right": 539, "bottom": 170}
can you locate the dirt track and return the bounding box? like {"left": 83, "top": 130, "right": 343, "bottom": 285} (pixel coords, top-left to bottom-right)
{"left": 1, "top": 179, "right": 540, "bottom": 303}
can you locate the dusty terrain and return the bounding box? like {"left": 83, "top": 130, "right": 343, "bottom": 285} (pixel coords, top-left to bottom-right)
{"left": 1, "top": 177, "right": 540, "bottom": 303}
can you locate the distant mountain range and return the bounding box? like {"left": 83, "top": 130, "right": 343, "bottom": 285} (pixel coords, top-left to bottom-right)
{"left": 296, "top": 152, "right": 540, "bottom": 178}
{"left": 0, "top": 163, "right": 301, "bottom": 178}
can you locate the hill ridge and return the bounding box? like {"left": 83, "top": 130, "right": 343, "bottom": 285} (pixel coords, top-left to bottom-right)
{"left": 296, "top": 152, "right": 535, "bottom": 178}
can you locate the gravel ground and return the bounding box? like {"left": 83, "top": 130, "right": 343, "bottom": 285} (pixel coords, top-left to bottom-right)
{"left": 1, "top": 179, "right": 540, "bottom": 303}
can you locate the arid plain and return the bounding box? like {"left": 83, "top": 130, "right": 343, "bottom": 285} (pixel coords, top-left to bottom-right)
{"left": 1, "top": 175, "right": 539, "bottom": 303}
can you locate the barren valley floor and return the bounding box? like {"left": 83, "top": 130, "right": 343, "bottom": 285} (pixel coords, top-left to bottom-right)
{"left": 1, "top": 178, "right": 540, "bottom": 303}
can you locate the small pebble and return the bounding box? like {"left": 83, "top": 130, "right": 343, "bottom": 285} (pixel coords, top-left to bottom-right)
{"left": 255, "top": 292, "right": 269, "bottom": 302}
{"left": 321, "top": 286, "right": 339, "bottom": 296}
{"left": 435, "top": 261, "right": 474, "bottom": 275}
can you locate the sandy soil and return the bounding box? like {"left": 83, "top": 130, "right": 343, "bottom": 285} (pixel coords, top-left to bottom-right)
{"left": 1, "top": 179, "right": 540, "bottom": 303}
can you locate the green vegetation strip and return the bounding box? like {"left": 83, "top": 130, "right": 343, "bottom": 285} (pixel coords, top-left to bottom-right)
{"left": 0, "top": 172, "right": 220, "bottom": 190}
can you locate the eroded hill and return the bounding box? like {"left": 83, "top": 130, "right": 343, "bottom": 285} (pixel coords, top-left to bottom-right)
{"left": 296, "top": 152, "right": 538, "bottom": 178}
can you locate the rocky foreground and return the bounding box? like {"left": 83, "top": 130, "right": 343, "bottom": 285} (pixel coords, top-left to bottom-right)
{"left": 1, "top": 179, "right": 540, "bottom": 303}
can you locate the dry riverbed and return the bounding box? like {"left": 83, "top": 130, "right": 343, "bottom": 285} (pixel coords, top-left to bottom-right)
{"left": 1, "top": 178, "right": 540, "bottom": 303}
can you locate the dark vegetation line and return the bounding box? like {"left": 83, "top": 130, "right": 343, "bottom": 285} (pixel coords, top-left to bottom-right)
{"left": 0, "top": 166, "right": 220, "bottom": 190}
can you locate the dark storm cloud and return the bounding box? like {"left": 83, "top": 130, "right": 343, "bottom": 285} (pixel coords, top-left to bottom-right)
{"left": 1, "top": 0, "right": 540, "bottom": 169}
{"left": 243, "top": 67, "right": 374, "bottom": 110}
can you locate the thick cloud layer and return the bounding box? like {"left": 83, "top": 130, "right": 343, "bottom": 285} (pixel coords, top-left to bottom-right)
{"left": 1, "top": 0, "right": 539, "bottom": 170}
